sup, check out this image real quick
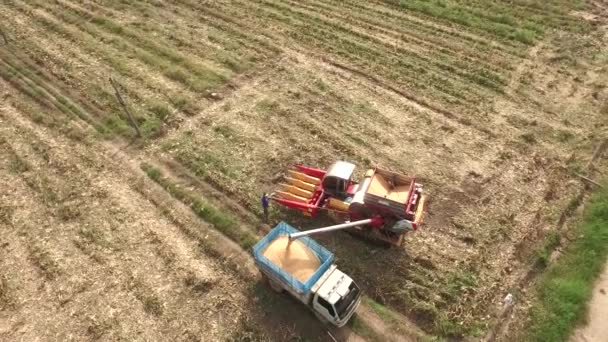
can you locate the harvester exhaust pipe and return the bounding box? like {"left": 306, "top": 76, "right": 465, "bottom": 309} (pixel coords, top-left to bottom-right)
{"left": 288, "top": 218, "right": 380, "bottom": 241}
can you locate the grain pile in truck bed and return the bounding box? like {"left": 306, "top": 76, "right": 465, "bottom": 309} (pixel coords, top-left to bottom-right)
{"left": 263, "top": 237, "right": 321, "bottom": 283}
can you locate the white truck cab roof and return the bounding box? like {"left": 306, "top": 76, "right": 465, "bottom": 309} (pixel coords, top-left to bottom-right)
{"left": 314, "top": 266, "right": 353, "bottom": 305}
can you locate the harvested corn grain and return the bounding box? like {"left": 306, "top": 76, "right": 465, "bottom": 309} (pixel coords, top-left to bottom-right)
{"left": 262, "top": 236, "right": 321, "bottom": 283}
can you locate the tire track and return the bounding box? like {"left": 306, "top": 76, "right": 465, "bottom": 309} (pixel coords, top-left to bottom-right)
{"left": 359, "top": 0, "right": 526, "bottom": 55}
{"left": 5, "top": 0, "right": 191, "bottom": 116}
{"left": 60, "top": 0, "right": 235, "bottom": 79}
{"left": 76, "top": 0, "right": 260, "bottom": 73}
{"left": 212, "top": 0, "right": 486, "bottom": 106}
{"left": 280, "top": 0, "right": 511, "bottom": 84}
{"left": 293, "top": 0, "right": 516, "bottom": 74}
{"left": 0, "top": 51, "right": 101, "bottom": 129}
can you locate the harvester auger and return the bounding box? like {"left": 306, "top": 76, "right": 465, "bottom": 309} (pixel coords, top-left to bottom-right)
{"left": 270, "top": 161, "right": 426, "bottom": 246}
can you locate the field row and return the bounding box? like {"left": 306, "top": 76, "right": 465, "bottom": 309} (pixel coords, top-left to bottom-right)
{"left": 176, "top": 0, "right": 587, "bottom": 117}
{"left": 1, "top": 0, "right": 590, "bottom": 141}
{"left": 1, "top": 0, "right": 280, "bottom": 138}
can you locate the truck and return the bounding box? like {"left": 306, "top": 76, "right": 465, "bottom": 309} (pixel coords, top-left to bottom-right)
{"left": 252, "top": 222, "right": 362, "bottom": 327}
{"left": 271, "top": 161, "right": 426, "bottom": 246}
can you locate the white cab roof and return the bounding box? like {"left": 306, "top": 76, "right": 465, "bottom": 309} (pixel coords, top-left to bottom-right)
{"left": 317, "top": 267, "right": 353, "bottom": 305}
{"left": 325, "top": 161, "right": 356, "bottom": 181}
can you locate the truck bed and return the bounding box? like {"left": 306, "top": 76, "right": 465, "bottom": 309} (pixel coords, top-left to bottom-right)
{"left": 252, "top": 222, "right": 334, "bottom": 295}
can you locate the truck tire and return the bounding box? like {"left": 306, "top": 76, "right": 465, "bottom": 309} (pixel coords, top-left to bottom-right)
{"left": 267, "top": 277, "right": 283, "bottom": 293}
{"left": 262, "top": 273, "right": 283, "bottom": 293}
{"left": 313, "top": 310, "right": 329, "bottom": 325}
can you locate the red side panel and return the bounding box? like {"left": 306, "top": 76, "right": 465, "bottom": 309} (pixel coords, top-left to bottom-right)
{"left": 346, "top": 182, "right": 358, "bottom": 195}
{"left": 294, "top": 164, "right": 326, "bottom": 179}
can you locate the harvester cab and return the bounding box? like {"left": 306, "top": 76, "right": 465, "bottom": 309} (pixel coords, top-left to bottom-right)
{"left": 320, "top": 161, "right": 356, "bottom": 199}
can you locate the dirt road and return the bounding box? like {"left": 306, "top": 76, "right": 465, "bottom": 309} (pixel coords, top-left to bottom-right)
{"left": 570, "top": 262, "right": 608, "bottom": 342}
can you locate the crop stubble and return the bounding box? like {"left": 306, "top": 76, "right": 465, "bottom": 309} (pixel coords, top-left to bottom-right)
{"left": 0, "top": 0, "right": 606, "bottom": 339}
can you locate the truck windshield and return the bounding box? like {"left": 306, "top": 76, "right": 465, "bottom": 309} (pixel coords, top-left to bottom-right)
{"left": 335, "top": 282, "right": 360, "bottom": 318}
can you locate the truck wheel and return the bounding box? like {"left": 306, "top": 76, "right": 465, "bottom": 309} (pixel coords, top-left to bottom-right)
{"left": 268, "top": 278, "right": 283, "bottom": 293}
{"left": 313, "top": 310, "right": 329, "bottom": 325}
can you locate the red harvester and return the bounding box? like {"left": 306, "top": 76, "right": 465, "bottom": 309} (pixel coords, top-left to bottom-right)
{"left": 271, "top": 161, "right": 426, "bottom": 246}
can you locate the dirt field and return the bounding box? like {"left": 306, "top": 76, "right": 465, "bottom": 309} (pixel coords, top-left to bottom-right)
{"left": 1, "top": 0, "right": 607, "bottom": 340}
{"left": 0, "top": 80, "right": 375, "bottom": 341}
{"left": 0, "top": 95, "right": 248, "bottom": 340}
